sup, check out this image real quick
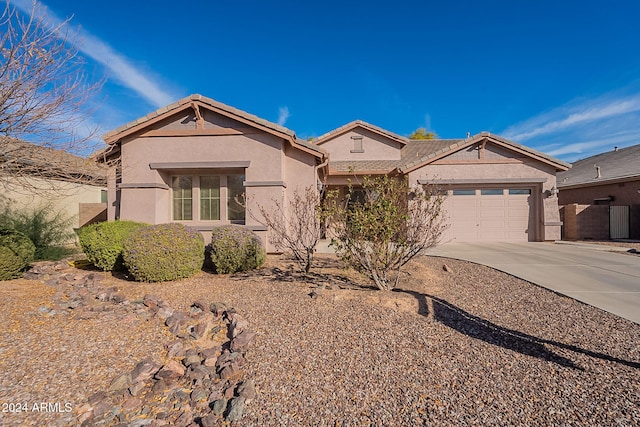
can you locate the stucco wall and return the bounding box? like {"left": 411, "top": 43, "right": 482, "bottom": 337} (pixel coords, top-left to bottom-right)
{"left": 1, "top": 176, "right": 105, "bottom": 241}
{"left": 558, "top": 179, "right": 640, "bottom": 206}
{"left": 408, "top": 147, "right": 562, "bottom": 241}
{"left": 318, "top": 129, "right": 402, "bottom": 161}
{"left": 112, "top": 109, "right": 320, "bottom": 253}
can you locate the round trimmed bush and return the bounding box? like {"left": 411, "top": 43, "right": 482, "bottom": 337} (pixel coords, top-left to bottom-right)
{"left": 0, "top": 226, "right": 36, "bottom": 280}
{"left": 209, "top": 225, "right": 265, "bottom": 274}
{"left": 77, "top": 220, "right": 148, "bottom": 271}
{"left": 123, "top": 223, "right": 204, "bottom": 282}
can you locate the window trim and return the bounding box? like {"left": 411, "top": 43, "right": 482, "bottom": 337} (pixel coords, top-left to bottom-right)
{"left": 170, "top": 174, "right": 245, "bottom": 224}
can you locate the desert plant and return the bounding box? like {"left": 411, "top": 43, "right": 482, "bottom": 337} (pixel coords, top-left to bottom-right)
{"left": 209, "top": 225, "right": 265, "bottom": 274}
{"left": 122, "top": 223, "right": 204, "bottom": 282}
{"left": 327, "top": 175, "right": 447, "bottom": 290}
{"left": 0, "top": 203, "right": 75, "bottom": 260}
{"left": 77, "top": 220, "right": 147, "bottom": 271}
{"left": 250, "top": 185, "right": 326, "bottom": 273}
{"left": 0, "top": 226, "right": 36, "bottom": 280}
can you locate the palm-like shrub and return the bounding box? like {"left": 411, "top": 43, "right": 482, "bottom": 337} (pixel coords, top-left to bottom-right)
{"left": 123, "top": 223, "right": 204, "bottom": 282}
{"left": 209, "top": 225, "right": 265, "bottom": 274}
{"left": 0, "top": 226, "right": 36, "bottom": 280}
{"left": 77, "top": 220, "right": 147, "bottom": 271}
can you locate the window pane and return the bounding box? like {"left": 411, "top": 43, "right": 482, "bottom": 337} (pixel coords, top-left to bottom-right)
{"left": 481, "top": 189, "right": 503, "bottom": 195}
{"left": 509, "top": 189, "right": 531, "bottom": 195}
{"left": 227, "top": 175, "right": 245, "bottom": 222}
{"left": 453, "top": 189, "right": 475, "bottom": 196}
{"left": 200, "top": 176, "right": 220, "bottom": 220}
{"left": 172, "top": 176, "right": 193, "bottom": 220}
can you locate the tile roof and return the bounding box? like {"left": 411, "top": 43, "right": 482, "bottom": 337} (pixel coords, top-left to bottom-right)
{"left": 557, "top": 143, "right": 640, "bottom": 188}
{"left": 0, "top": 137, "right": 107, "bottom": 185}
{"left": 399, "top": 139, "right": 465, "bottom": 170}
{"left": 398, "top": 132, "right": 570, "bottom": 172}
{"left": 102, "top": 94, "right": 325, "bottom": 157}
{"left": 314, "top": 120, "right": 408, "bottom": 146}
{"left": 329, "top": 160, "right": 401, "bottom": 174}
{"left": 325, "top": 132, "right": 570, "bottom": 175}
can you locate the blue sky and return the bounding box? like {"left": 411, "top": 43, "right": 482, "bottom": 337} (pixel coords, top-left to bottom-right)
{"left": 12, "top": 0, "right": 640, "bottom": 162}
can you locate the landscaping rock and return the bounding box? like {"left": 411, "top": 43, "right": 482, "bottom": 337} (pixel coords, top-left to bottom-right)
{"left": 128, "top": 381, "right": 146, "bottom": 397}
{"left": 183, "top": 354, "right": 202, "bottom": 368}
{"left": 155, "top": 306, "right": 174, "bottom": 320}
{"left": 210, "top": 399, "right": 227, "bottom": 416}
{"left": 131, "top": 359, "right": 161, "bottom": 383}
{"left": 155, "top": 360, "right": 185, "bottom": 382}
{"left": 108, "top": 373, "right": 131, "bottom": 392}
{"left": 166, "top": 340, "right": 186, "bottom": 358}
{"left": 226, "top": 396, "right": 247, "bottom": 422}
{"left": 209, "top": 302, "right": 227, "bottom": 317}
{"left": 236, "top": 379, "right": 257, "bottom": 402}
{"left": 143, "top": 294, "right": 162, "bottom": 308}
{"left": 230, "top": 330, "right": 256, "bottom": 352}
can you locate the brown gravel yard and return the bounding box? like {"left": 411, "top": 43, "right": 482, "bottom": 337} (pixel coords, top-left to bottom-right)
{"left": 1, "top": 254, "right": 639, "bottom": 426}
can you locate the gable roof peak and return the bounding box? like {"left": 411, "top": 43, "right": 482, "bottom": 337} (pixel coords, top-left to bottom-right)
{"left": 314, "top": 120, "right": 408, "bottom": 146}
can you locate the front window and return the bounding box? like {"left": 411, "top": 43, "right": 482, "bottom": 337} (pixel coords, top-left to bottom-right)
{"left": 200, "top": 176, "right": 221, "bottom": 220}
{"left": 172, "top": 176, "right": 193, "bottom": 220}
{"left": 172, "top": 174, "right": 244, "bottom": 223}
{"left": 227, "top": 174, "right": 245, "bottom": 222}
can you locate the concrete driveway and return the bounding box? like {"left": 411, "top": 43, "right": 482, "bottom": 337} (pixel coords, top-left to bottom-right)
{"left": 425, "top": 242, "right": 640, "bottom": 324}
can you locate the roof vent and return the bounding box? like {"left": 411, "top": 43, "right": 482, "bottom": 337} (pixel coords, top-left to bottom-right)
{"left": 614, "top": 146, "right": 618, "bottom": 151}
{"left": 595, "top": 164, "right": 601, "bottom": 179}
{"left": 466, "top": 132, "right": 470, "bottom": 138}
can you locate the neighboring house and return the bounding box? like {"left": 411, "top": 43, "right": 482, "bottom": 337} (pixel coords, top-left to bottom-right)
{"left": 558, "top": 144, "right": 640, "bottom": 240}
{"left": 0, "top": 137, "right": 108, "bottom": 238}
{"left": 100, "top": 94, "right": 569, "bottom": 250}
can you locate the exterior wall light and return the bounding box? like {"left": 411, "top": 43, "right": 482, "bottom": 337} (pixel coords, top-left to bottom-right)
{"left": 545, "top": 186, "right": 559, "bottom": 198}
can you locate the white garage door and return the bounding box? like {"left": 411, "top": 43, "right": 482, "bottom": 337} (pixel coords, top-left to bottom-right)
{"left": 442, "top": 188, "right": 532, "bottom": 242}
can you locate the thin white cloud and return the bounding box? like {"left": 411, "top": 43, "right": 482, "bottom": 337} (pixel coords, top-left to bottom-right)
{"left": 545, "top": 132, "right": 636, "bottom": 158}
{"left": 13, "top": 0, "right": 176, "bottom": 108}
{"left": 503, "top": 93, "right": 640, "bottom": 142}
{"left": 277, "top": 106, "right": 290, "bottom": 126}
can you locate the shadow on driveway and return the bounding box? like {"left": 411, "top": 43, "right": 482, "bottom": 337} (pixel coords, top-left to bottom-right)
{"left": 397, "top": 289, "right": 640, "bottom": 371}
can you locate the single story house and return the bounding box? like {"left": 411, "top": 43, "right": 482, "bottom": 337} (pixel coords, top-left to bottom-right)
{"left": 100, "top": 95, "right": 569, "bottom": 249}
{"left": 0, "top": 137, "right": 108, "bottom": 238}
{"left": 558, "top": 144, "right": 640, "bottom": 240}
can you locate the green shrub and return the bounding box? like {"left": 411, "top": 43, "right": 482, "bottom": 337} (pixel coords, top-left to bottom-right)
{"left": 77, "top": 220, "right": 148, "bottom": 271}
{"left": 0, "top": 203, "right": 74, "bottom": 260}
{"left": 209, "top": 225, "right": 265, "bottom": 274}
{"left": 123, "top": 223, "right": 204, "bottom": 282}
{"left": 0, "top": 226, "right": 36, "bottom": 280}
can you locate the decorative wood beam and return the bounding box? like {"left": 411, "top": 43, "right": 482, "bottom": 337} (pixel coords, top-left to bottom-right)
{"left": 191, "top": 102, "right": 204, "bottom": 129}
{"left": 479, "top": 139, "right": 487, "bottom": 159}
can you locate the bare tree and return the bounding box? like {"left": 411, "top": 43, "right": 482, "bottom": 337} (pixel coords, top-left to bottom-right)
{"left": 328, "top": 175, "right": 447, "bottom": 291}
{"left": 251, "top": 186, "right": 325, "bottom": 273}
{"left": 0, "top": 1, "right": 104, "bottom": 191}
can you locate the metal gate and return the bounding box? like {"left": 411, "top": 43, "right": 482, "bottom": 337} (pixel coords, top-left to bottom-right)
{"left": 610, "top": 205, "right": 630, "bottom": 239}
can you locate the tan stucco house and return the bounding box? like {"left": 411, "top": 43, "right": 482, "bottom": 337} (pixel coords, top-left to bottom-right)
{"left": 1, "top": 138, "right": 107, "bottom": 240}
{"left": 558, "top": 144, "right": 640, "bottom": 240}
{"left": 100, "top": 94, "right": 569, "bottom": 249}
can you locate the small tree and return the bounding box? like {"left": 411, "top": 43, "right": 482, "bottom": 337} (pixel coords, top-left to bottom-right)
{"left": 252, "top": 185, "right": 325, "bottom": 273}
{"left": 1, "top": 1, "right": 103, "bottom": 191}
{"left": 409, "top": 128, "right": 438, "bottom": 140}
{"left": 328, "top": 175, "right": 446, "bottom": 290}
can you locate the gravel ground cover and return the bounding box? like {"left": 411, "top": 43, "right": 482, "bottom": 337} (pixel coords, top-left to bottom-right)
{"left": 1, "top": 254, "right": 639, "bottom": 426}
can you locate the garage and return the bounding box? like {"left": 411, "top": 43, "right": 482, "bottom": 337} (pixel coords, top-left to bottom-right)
{"left": 441, "top": 187, "right": 534, "bottom": 242}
